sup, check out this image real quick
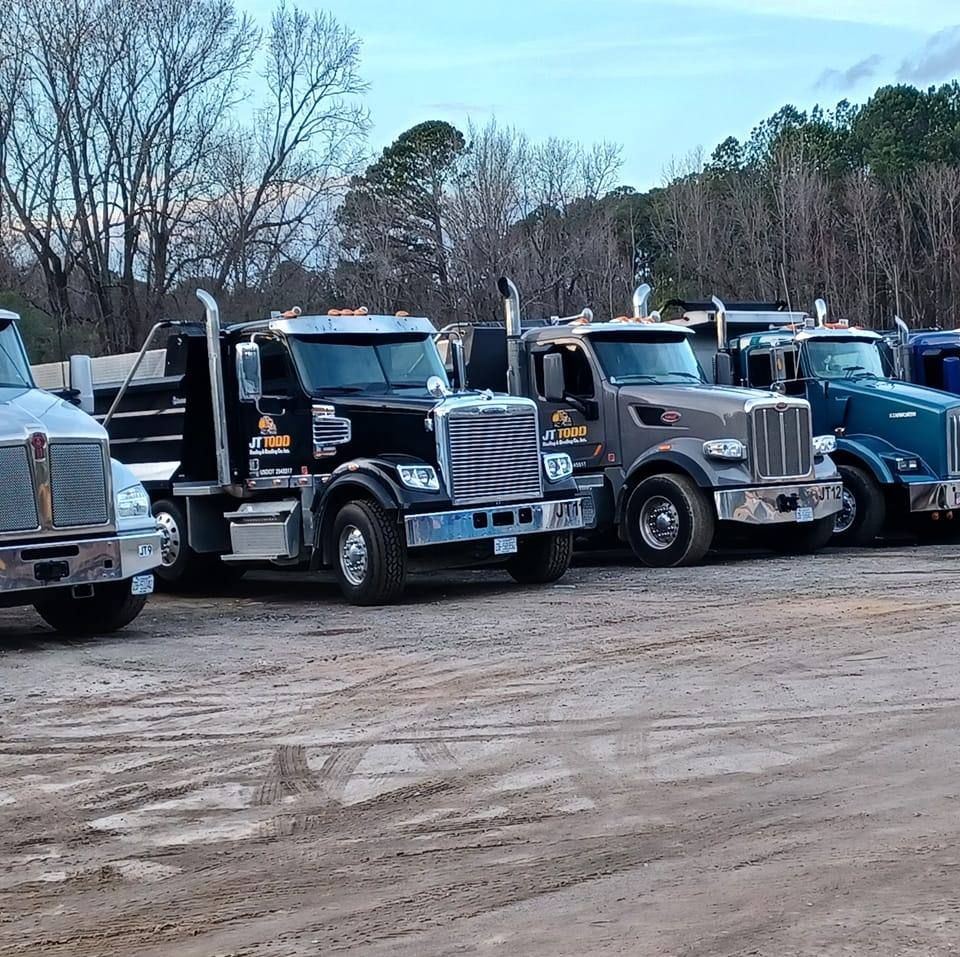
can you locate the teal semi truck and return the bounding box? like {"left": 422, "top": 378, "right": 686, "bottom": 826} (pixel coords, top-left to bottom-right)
{"left": 672, "top": 298, "right": 960, "bottom": 544}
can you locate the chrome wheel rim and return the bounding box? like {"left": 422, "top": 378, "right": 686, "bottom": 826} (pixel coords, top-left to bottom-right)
{"left": 639, "top": 496, "right": 681, "bottom": 550}
{"left": 156, "top": 510, "right": 181, "bottom": 567}
{"left": 834, "top": 487, "right": 857, "bottom": 535}
{"left": 339, "top": 525, "right": 368, "bottom": 586}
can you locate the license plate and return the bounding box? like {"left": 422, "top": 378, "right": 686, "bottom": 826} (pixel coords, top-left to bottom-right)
{"left": 131, "top": 574, "right": 154, "bottom": 596}
{"left": 494, "top": 536, "right": 518, "bottom": 555}
{"left": 948, "top": 483, "right": 960, "bottom": 507}
{"left": 796, "top": 507, "right": 814, "bottom": 523}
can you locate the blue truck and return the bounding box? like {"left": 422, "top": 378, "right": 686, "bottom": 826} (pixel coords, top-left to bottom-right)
{"left": 879, "top": 322, "right": 960, "bottom": 396}
{"left": 670, "top": 298, "right": 960, "bottom": 544}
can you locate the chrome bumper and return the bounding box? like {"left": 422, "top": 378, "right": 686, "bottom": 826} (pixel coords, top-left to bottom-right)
{"left": 405, "top": 498, "right": 583, "bottom": 548}
{"left": 714, "top": 481, "right": 843, "bottom": 525}
{"left": 0, "top": 529, "right": 162, "bottom": 594}
{"left": 908, "top": 482, "right": 960, "bottom": 513}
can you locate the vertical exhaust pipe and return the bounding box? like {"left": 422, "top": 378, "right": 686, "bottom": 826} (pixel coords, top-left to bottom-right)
{"left": 195, "top": 289, "right": 232, "bottom": 489}
{"left": 632, "top": 283, "right": 652, "bottom": 319}
{"left": 814, "top": 298, "right": 828, "bottom": 328}
{"left": 894, "top": 315, "right": 909, "bottom": 345}
{"left": 497, "top": 276, "right": 523, "bottom": 396}
{"left": 711, "top": 296, "right": 728, "bottom": 352}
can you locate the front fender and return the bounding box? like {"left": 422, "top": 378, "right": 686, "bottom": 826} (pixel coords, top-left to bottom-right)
{"left": 836, "top": 435, "right": 933, "bottom": 486}
{"left": 311, "top": 457, "right": 448, "bottom": 567}
{"left": 618, "top": 441, "right": 719, "bottom": 525}
{"left": 624, "top": 441, "right": 717, "bottom": 489}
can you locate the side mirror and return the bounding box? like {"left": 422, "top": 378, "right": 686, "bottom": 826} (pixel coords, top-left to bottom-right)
{"left": 714, "top": 352, "right": 733, "bottom": 385}
{"left": 69, "top": 354, "right": 95, "bottom": 414}
{"left": 543, "top": 353, "right": 566, "bottom": 403}
{"left": 450, "top": 339, "right": 467, "bottom": 390}
{"left": 236, "top": 341, "right": 263, "bottom": 403}
{"left": 426, "top": 375, "right": 450, "bottom": 399}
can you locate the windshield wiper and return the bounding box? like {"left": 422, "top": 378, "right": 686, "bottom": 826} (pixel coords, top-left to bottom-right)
{"left": 841, "top": 366, "right": 879, "bottom": 379}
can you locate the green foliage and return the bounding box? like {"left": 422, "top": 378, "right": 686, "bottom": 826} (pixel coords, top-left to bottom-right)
{"left": 851, "top": 83, "right": 960, "bottom": 178}
{"left": 0, "top": 293, "right": 100, "bottom": 362}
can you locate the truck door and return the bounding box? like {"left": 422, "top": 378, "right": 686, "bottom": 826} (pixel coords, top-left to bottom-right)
{"left": 530, "top": 342, "right": 608, "bottom": 470}
{"left": 240, "top": 337, "right": 310, "bottom": 482}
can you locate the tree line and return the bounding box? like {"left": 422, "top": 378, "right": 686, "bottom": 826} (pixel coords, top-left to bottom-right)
{"left": 1, "top": 0, "right": 959, "bottom": 359}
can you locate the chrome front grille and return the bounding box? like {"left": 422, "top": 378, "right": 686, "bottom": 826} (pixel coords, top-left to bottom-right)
{"left": 49, "top": 443, "right": 109, "bottom": 528}
{"left": 949, "top": 412, "right": 960, "bottom": 476}
{"left": 0, "top": 446, "right": 38, "bottom": 532}
{"left": 445, "top": 404, "right": 543, "bottom": 505}
{"left": 752, "top": 405, "right": 812, "bottom": 479}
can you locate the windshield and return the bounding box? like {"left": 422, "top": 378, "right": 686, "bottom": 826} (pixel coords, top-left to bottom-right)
{"left": 803, "top": 339, "right": 886, "bottom": 379}
{"left": 590, "top": 333, "right": 705, "bottom": 385}
{"left": 0, "top": 321, "right": 33, "bottom": 389}
{"left": 288, "top": 333, "right": 449, "bottom": 395}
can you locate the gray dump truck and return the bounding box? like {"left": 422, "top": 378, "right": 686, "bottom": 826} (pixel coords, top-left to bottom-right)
{"left": 453, "top": 280, "right": 844, "bottom": 566}
{"left": 3, "top": 309, "right": 160, "bottom": 633}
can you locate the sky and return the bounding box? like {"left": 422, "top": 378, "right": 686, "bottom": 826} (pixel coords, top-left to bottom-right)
{"left": 239, "top": 0, "right": 960, "bottom": 189}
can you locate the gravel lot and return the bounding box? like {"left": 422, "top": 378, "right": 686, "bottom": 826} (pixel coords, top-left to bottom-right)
{"left": 2, "top": 545, "right": 960, "bottom": 956}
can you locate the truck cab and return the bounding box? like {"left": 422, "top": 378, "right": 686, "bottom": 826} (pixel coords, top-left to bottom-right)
{"left": 881, "top": 326, "right": 960, "bottom": 395}
{"left": 696, "top": 300, "right": 960, "bottom": 544}
{"left": 459, "top": 280, "right": 842, "bottom": 567}
{"left": 2, "top": 311, "right": 160, "bottom": 633}
{"left": 85, "top": 293, "right": 583, "bottom": 605}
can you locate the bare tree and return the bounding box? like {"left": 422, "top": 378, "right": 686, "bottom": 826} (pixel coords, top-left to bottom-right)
{"left": 207, "top": 4, "right": 368, "bottom": 299}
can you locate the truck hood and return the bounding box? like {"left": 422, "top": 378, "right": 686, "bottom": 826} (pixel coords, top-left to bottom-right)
{"left": 827, "top": 377, "right": 960, "bottom": 414}
{"left": 824, "top": 378, "right": 960, "bottom": 478}
{"left": 0, "top": 387, "right": 106, "bottom": 442}
{"left": 619, "top": 383, "right": 787, "bottom": 418}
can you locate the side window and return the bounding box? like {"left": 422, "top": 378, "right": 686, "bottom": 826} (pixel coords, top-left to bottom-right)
{"left": 746, "top": 350, "right": 774, "bottom": 389}
{"left": 259, "top": 338, "right": 294, "bottom": 396}
{"left": 532, "top": 344, "right": 595, "bottom": 399}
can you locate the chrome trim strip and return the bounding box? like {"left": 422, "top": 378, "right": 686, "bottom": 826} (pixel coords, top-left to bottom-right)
{"left": 714, "top": 482, "right": 843, "bottom": 524}
{"left": 404, "top": 497, "right": 583, "bottom": 548}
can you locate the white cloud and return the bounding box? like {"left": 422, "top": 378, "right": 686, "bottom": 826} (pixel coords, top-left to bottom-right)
{"left": 898, "top": 25, "right": 960, "bottom": 83}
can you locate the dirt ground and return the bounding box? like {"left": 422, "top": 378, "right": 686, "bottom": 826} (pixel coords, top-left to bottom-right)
{"left": 3, "top": 545, "right": 960, "bottom": 956}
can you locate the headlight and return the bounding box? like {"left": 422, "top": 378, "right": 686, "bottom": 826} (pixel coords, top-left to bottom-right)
{"left": 397, "top": 464, "right": 440, "bottom": 491}
{"left": 703, "top": 439, "right": 746, "bottom": 461}
{"left": 543, "top": 452, "right": 574, "bottom": 482}
{"left": 895, "top": 456, "right": 919, "bottom": 472}
{"left": 813, "top": 434, "right": 837, "bottom": 456}
{"left": 116, "top": 484, "right": 150, "bottom": 518}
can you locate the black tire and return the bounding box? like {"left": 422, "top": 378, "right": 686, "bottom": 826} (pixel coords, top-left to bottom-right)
{"left": 152, "top": 497, "right": 244, "bottom": 592}
{"left": 34, "top": 582, "right": 148, "bottom": 635}
{"left": 506, "top": 532, "right": 573, "bottom": 584}
{"left": 833, "top": 464, "right": 885, "bottom": 546}
{"left": 624, "top": 473, "right": 715, "bottom": 567}
{"left": 768, "top": 515, "right": 835, "bottom": 555}
{"left": 331, "top": 499, "right": 407, "bottom": 605}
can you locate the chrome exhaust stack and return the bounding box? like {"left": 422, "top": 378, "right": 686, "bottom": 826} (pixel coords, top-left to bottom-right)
{"left": 814, "top": 298, "right": 828, "bottom": 328}
{"left": 632, "top": 283, "right": 652, "bottom": 319}
{"left": 894, "top": 314, "right": 910, "bottom": 345}
{"left": 712, "top": 296, "right": 728, "bottom": 352}
{"left": 196, "top": 289, "right": 232, "bottom": 489}
{"left": 497, "top": 276, "right": 524, "bottom": 396}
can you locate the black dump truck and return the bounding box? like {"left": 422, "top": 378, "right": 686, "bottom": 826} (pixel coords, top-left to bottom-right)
{"left": 80, "top": 291, "right": 583, "bottom": 604}
{"left": 449, "top": 278, "right": 842, "bottom": 566}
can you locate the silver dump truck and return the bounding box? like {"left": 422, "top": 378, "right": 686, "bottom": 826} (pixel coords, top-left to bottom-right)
{"left": 2, "top": 309, "right": 160, "bottom": 633}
